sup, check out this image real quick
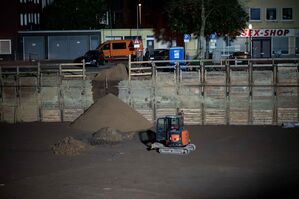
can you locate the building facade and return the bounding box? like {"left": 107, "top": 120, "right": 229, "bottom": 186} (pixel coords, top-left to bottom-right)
{"left": 0, "top": 0, "right": 54, "bottom": 60}
{"left": 2, "top": 0, "right": 299, "bottom": 61}
{"left": 212, "top": 0, "right": 299, "bottom": 58}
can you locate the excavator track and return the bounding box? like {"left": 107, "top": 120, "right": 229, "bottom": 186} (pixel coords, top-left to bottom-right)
{"left": 151, "top": 142, "right": 196, "bottom": 155}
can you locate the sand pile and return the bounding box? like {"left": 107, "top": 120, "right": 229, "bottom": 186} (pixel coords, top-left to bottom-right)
{"left": 94, "top": 64, "right": 128, "bottom": 81}
{"left": 70, "top": 93, "right": 152, "bottom": 133}
{"left": 91, "top": 64, "right": 128, "bottom": 101}
{"left": 89, "top": 127, "right": 124, "bottom": 145}
{"left": 51, "top": 136, "right": 89, "bottom": 155}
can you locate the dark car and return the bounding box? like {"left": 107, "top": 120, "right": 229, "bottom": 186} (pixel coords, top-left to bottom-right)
{"left": 151, "top": 49, "right": 169, "bottom": 61}
{"left": 228, "top": 51, "right": 251, "bottom": 65}
{"left": 74, "top": 50, "right": 105, "bottom": 66}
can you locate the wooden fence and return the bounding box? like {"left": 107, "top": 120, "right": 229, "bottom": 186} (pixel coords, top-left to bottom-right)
{"left": 0, "top": 61, "right": 92, "bottom": 123}
{"left": 123, "top": 57, "right": 299, "bottom": 125}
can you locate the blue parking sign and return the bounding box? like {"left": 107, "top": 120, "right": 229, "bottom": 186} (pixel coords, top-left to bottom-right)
{"left": 210, "top": 33, "right": 217, "bottom": 40}
{"left": 184, "top": 34, "right": 190, "bottom": 42}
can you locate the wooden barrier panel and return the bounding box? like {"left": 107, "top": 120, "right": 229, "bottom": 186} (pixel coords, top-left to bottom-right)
{"left": 41, "top": 109, "right": 61, "bottom": 122}
{"left": 63, "top": 108, "right": 84, "bottom": 122}
{"left": 0, "top": 59, "right": 298, "bottom": 125}
{"left": 125, "top": 58, "right": 298, "bottom": 125}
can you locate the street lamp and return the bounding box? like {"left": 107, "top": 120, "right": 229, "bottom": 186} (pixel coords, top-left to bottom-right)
{"left": 137, "top": 3, "right": 142, "bottom": 36}
{"left": 136, "top": 3, "right": 142, "bottom": 60}
{"left": 248, "top": 24, "right": 253, "bottom": 58}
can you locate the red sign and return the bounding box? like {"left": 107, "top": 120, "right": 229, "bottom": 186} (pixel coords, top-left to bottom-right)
{"left": 241, "top": 29, "right": 294, "bottom": 37}
{"left": 134, "top": 38, "right": 140, "bottom": 44}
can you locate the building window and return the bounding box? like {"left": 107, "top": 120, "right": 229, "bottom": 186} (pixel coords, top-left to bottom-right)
{"left": 20, "top": 14, "right": 24, "bottom": 26}
{"left": 28, "top": 13, "right": 31, "bottom": 23}
{"left": 273, "top": 37, "right": 288, "bottom": 55}
{"left": 24, "top": 13, "right": 27, "bottom": 25}
{"left": 34, "top": 13, "right": 37, "bottom": 24}
{"left": 282, "top": 8, "right": 293, "bottom": 20}
{"left": 37, "top": 13, "right": 40, "bottom": 24}
{"left": 266, "top": 8, "right": 277, "bottom": 21}
{"left": 249, "top": 8, "right": 261, "bottom": 20}
{"left": 296, "top": 37, "right": 299, "bottom": 54}
{"left": 105, "top": 36, "right": 123, "bottom": 41}
{"left": 0, "top": 40, "right": 12, "bottom": 54}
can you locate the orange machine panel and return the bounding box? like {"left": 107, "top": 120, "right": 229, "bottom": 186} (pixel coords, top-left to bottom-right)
{"left": 181, "top": 130, "right": 190, "bottom": 146}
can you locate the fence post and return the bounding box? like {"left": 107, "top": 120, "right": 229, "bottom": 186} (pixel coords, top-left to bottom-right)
{"left": 128, "top": 54, "right": 132, "bottom": 106}
{"left": 225, "top": 59, "right": 230, "bottom": 125}
{"left": 58, "top": 69, "right": 64, "bottom": 122}
{"left": 82, "top": 59, "right": 86, "bottom": 80}
{"left": 128, "top": 54, "right": 131, "bottom": 82}
{"left": 151, "top": 61, "right": 157, "bottom": 123}
{"left": 297, "top": 59, "right": 299, "bottom": 122}
{"left": 59, "top": 64, "right": 62, "bottom": 77}
{"left": 0, "top": 66, "right": 3, "bottom": 103}
{"left": 272, "top": 58, "right": 278, "bottom": 125}
{"left": 16, "top": 66, "right": 20, "bottom": 98}
{"left": 37, "top": 61, "right": 41, "bottom": 93}
{"left": 200, "top": 60, "right": 205, "bottom": 125}
{"left": 248, "top": 61, "right": 253, "bottom": 124}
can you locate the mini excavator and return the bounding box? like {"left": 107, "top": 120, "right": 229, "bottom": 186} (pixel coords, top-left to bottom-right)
{"left": 150, "top": 115, "right": 196, "bottom": 155}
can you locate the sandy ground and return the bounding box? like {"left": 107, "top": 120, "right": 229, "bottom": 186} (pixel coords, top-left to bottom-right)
{"left": 0, "top": 122, "right": 299, "bottom": 199}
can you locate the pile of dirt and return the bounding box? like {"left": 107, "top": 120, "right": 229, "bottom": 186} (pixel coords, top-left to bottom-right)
{"left": 51, "top": 136, "right": 89, "bottom": 156}
{"left": 70, "top": 93, "right": 152, "bottom": 133}
{"left": 94, "top": 63, "right": 128, "bottom": 82}
{"left": 89, "top": 127, "right": 124, "bottom": 145}
{"left": 91, "top": 64, "right": 128, "bottom": 101}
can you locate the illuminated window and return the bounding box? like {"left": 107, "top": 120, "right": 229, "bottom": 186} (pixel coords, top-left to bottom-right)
{"left": 0, "top": 40, "right": 12, "bottom": 54}
{"left": 37, "top": 13, "right": 40, "bottom": 24}
{"left": 20, "top": 14, "right": 24, "bottom": 26}
{"left": 24, "top": 13, "right": 27, "bottom": 25}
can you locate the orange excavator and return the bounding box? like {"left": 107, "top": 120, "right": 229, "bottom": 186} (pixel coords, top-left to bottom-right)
{"left": 150, "top": 115, "right": 196, "bottom": 155}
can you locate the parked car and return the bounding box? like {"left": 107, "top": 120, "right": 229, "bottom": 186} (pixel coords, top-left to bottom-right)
{"left": 145, "top": 48, "right": 172, "bottom": 71}
{"left": 228, "top": 51, "right": 251, "bottom": 65}
{"left": 150, "top": 48, "right": 169, "bottom": 61}
{"left": 74, "top": 50, "right": 105, "bottom": 66}
{"left": 97, "top": 39, "right": 144, "bottom": 61}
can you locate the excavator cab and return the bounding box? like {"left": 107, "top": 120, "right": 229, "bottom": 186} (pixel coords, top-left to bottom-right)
{"left": 152, "top": 115, "right": 196, "bottom": 154}
{"left": 156, "top": 115, "right": 188, "bottom": 146}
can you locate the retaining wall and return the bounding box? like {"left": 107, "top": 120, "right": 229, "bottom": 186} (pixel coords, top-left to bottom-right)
{"left": 1, "top": 63, "right": 298, "bottom": 125}
{"left": 119, "top": 66, "right": 299, "bottom": 125}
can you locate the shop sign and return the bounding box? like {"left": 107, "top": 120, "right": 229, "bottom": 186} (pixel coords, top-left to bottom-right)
{"left": 240, "top": 29, "right": 295, "bottom": 37}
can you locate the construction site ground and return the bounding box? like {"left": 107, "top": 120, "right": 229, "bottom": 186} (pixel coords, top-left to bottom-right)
{"left": 1, "top": 122, "right": 299, "bottom": 199}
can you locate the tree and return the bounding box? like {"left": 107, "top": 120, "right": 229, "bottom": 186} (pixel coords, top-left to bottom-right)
{"left": 165, "top": 0, "right": 248, "bottom": 58}
{"left": 41, "top": 0, "right": 107, "bottom": 30}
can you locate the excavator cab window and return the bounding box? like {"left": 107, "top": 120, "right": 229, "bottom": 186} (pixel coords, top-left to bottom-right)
{"left": 157, "top": 118, "right": 165, "bottom": 130}
{"left": 169, "top": 117, "right": 180, "bottom": 130}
